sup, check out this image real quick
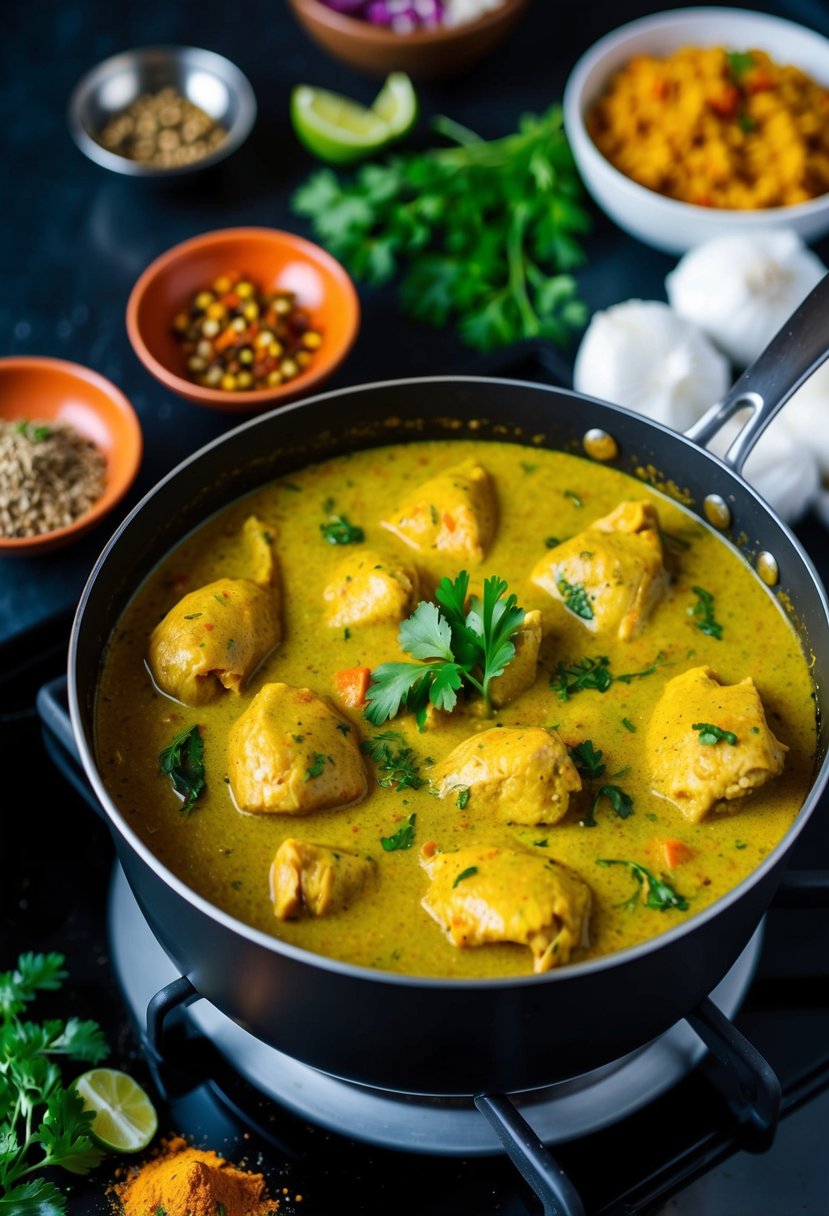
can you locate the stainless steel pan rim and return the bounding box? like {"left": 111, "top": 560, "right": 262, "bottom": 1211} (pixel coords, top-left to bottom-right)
{"left": 68, "top": 372, "right": 829, "bottom": 992}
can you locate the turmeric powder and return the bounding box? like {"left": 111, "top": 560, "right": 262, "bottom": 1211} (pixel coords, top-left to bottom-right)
{"left": 112, "top": 1135, "right": 279, "bottom": 1216}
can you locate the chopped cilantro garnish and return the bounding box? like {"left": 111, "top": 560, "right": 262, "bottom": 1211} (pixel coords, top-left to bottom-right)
{"left": 556, "top": 577, "right": 593, "bottom": 620}
{"left": 320, "top": 514, "right": 365, "bottom": 545}
{"left": 597, "top": 858, "right": 689, "bottom": 912}
{"left": 456, "top": 786, "right": 470, "bottom": 810}
{"left": 361, "top": 731, "right": 423, "bottom": 790}
{"left": 689, "top": 586, "right": 723, "bottom": 639}
{"left": 453, "top": 865, "right": 478, "bottom": 888}
{"left": 692, "top": 722, "right": 738, "bottom": 746}
{"left": 381, "top": 813, "right": 416, "bottom": 851}
{"left": 568, "top": 739, "right": 606, "bottom": 780}
{"left": 305, "top": 753, "right": 326, "bottom": 780}
{"left": 159, "top": 724, "right": 206, "bottom": 814}
{"left": 581, "top": 783, "right": 633, "bottom": 828}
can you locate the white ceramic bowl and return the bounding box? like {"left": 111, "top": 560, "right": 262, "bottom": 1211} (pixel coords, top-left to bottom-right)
{"left": 563, "top": 7, "right": 829, "bottom": 254}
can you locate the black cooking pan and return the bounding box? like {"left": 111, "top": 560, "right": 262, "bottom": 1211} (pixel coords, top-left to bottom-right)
{"left": 69, "top": 277, "right": 829, "bottom": 1098}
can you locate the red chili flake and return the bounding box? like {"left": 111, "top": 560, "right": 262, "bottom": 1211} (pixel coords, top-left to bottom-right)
{"left": 203, "top": 622, "right": 215, "bottom": 632}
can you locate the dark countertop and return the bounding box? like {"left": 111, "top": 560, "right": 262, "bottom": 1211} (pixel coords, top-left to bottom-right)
{"left": 3, "top": 1, "right": 829, "bottom": 1214}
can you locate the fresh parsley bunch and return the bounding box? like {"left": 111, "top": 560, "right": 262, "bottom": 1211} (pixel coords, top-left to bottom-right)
{"left": 365, "top": 572, "right": 524, "bottom": 725}
{"left": 292, "top": 107, "right": 590, "bottom": 351}
{"left": 0, "top": 953, "right": 109, "bottom": 1214}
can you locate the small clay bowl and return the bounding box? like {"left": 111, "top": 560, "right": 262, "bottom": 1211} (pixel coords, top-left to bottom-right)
{"left": 285, "top": 0, "right": 529, "bottom": 79}
{"left": 126, "top": 227, "right": 360, "bottom": 412}
{"left": 0, "top": 357, "right": 143, "bottom": 555}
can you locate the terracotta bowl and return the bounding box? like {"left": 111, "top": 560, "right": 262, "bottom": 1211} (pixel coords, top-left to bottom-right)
{"left": 127, "top": 227, "right": 360, "bottom": 411}
{"left": 0, "top": 357, "right": 143, "bottom": 555}
{"left": 285, "top": 0, "right": 529, "bottom": 79}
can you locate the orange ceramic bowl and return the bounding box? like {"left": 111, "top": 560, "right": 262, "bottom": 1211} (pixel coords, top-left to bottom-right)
{"left": 0, "top": 357, "right": 142, "bottom": 555}
{"left": 126, "top": 227, "right": 360, "bottom": 412}
{"left": 286, "top": 0, "right": 529, "bottom": 79}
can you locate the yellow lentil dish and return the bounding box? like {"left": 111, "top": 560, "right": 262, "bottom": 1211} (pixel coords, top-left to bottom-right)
{"left": 95, "top": 440, "right": 817, "bottom": 979}
{"left": 587, "top": 46, "right": 829, "bottom": 208}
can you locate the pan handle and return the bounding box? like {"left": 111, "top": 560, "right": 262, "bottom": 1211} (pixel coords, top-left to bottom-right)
{"left": 685, "top": 271, "right": 829, "bottom": 475}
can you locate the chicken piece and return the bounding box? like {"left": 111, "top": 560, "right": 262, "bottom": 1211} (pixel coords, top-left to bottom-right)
{"left": 432, "top": 727, "right": 581, "bottom": 825}
{"left": 647, "top": 665, "right": 788, "bottom": 823}
{"left": 531, "top": 500, "right": 668, "bottom": 641}
{"left": 323, "top": 548, "right": 420, "bottom": 628}
{"left": 488, "top": 609, "right": 543, "bottom": 709}
{"left": 228, "top": 683, "right": 368, "bottom": 815}
{"left": 420, "top": 845, "right": 591, "bottom": 973}
{"left": 271, "top": 838, "right": 375, "bottom": 919}
{"left": 380, "top": 459, "right": 497, "bottom": 564}
{"left": 148, "top": 517, "right": 281, "bottom": 706}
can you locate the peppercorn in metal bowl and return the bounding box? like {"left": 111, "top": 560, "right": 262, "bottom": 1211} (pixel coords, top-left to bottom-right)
{"left": 68, "top": 46, "right": 256, "bottom": 177}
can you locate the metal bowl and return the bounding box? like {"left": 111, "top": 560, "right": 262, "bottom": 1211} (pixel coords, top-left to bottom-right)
{"left": 68, "top": 45, "right": 256, "bottom": 178}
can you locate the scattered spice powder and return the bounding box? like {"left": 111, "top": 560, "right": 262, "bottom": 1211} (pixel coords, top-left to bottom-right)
{"left": 0, "top": 418, "right": 106, "bottom": 537}
{"left": 97, "top": 86, "right": 227, "bottom": 170}
{"left": 112, "top": 1135, "right": 280, "bottom": 1216}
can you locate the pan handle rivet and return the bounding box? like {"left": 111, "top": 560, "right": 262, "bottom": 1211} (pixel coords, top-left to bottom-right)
{"left": 704, "top": 494, "right": 731, "bottom": 530}
{"left": 583, "top": 429, "right": 618, "bottom": 461}
{"left": 756, "top": 551, "right": 779, "bottom": 586}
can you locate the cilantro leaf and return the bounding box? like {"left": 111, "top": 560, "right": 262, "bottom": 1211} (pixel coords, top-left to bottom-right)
{"left": 692, "top": 722, "right": 739, "bottom": 746}
{"left": 360, "top": 732, "right": 423, "bottom": 790}
{"left": 0, "top": 1177, "right": 68, "bottom": 1214}
{"left": 381, "top": 813, "right": 416, "bottom": 851}
{"left": 568, "top": 740, "right": 606, "bottom": 780}
{"left": 365, "top": 574, "right": 525, "bottom": 723}
{"left": 0, "top": 955, "right": 67, "bottom": 1020}
{"left": 689, "top": 586, "right": 723, "bottom": 639}
{"left": 320, "top": 514, "right": 365, "bottom": 545}
{"left": 292, "top": 106, "right": 589, "bottom": 351}
{"left": 556, "top": 577, "right": 593, "bottom": 620}
{"left": 597, "top": 859, "right": 689, "bottom": 912}
{"left": 581, "top": 783, "right": 634, "bottom": 828}
{"left": 158, "top": 725, "right": 205, "bottom": 814}
{"left": 36, "top": 1088, "right": 103, "bottom": 1176}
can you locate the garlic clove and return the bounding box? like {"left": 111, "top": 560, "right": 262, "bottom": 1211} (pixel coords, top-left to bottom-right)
{"left": 666, "top": 230, "right": 826, "bottom": 369}
{"left": 780, "top": 360, "right": 829, "bottom": 479}
{"left": 573, "top": 299, "right": 730, "bottom": 431}
{"left": 707, "top": 412, "right": 819, "bottom": 525}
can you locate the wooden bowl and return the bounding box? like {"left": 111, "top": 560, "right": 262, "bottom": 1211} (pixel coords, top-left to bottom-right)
{"left": 285, "top": 0, "right": 529, "bottom": 79}
{"left": 126, "top": 227, "right": 360, "bottom": 412}
{"left": 0, "top": 357, "right": 142, "bottom": 555}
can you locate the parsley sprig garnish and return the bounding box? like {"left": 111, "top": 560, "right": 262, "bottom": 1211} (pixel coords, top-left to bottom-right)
{"left": 158, "top": 725, "right": 206, "bottom": 814}
{"left": 360, "top": 732, "right": 424, "bottom": 790}
{"left": 292, "top": 106, "right": 589, "bottom": 352}
{"left": 364, "top": 572, "right": 525, "bottom": 725}
{"left": 597, "top": 860, "right": 689, "bottom": 912}
{"left": 692, "top": 722, "right": 739, "bottom": 746}
{"left": 0, "top": 953, "right": 109, "bottom": 1213}
{"left": 568, "top": 740, "right": 606, "bottom": 780}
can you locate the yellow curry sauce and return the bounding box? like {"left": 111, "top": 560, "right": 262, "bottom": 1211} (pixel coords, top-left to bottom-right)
{"left": 95, "top": 441, "right": 817, "bottom": 979}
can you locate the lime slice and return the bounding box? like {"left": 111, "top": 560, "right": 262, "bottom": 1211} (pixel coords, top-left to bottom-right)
{"left": 370, "top": 72, "right": 418, "bottom": 141}
{"left": 291, "top": 84, "right": 391, "bottom": 165}
{"left": 74, "top": 1068, "right": 158, "bottom": 1153}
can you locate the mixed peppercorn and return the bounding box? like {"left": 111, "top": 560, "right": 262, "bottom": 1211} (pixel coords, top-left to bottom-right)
{"left": 173, "top": 272, "right": 323, "bottom": 391}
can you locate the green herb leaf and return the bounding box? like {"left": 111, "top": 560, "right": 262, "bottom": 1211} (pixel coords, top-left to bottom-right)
{"left": 305, "top": 753, "right": 326, "bottom": 781}
{"left": 292, "top": 106, "right": 590, "bottom": 351}
{"left": 360, "top": 732, "right": 423, "bottom": 790}
{"left": 621, "top": 717, "right": 636, "bottom": 733}
{"left": 158, "top": 725, "right": 206, "bottom": 814}
{"left": 563, "top": 489, "right": 583, "bottom": 507}
{"left": 533, "top": 838, "right": 548, "bottom": 848}
{"left": 568, "top": 740, "right": 606, "bottom": 780}
{"left": 551, "top": 655, "right": 611, "bottom": 699}
{"left": 320, "top": 514, "right": 365, "bottom": 545}
{"left": 456, "top": 786, "right": 470, "bottom": 810}
{"left": 556, "top": 577, "right": 593, "bottom": 620}
{"left": 726, "top": 50, "right": 755, "bottom": 79}
{"left": 582, "top": 783, "right": 633, "bottom": 828}
{"left": 689, "top": 586, "right": 723, "bottom": 639}
{"left": 596, "top": 859, "right": 689, "bottom": 912}
{"left": 453, "top": 865, "right": 479, "bottom": 888}
{"left": 381, "top": 813, "right": 416, "bottom": 851}
{"left": 544, "top": 536, "right": 561, "bottom": 549}
{"left": 365, "top": 574, "right": 525, "bottom": 723}
{"left": 692, "top": 722, "right": 738, "bottom": 746}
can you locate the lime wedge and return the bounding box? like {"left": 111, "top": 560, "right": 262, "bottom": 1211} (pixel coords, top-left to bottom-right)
{"left": 73, "top": 1068, "right": 158, "bottom": 1154}
{"left": 371, "top": 72, "right": 418, "bottom": 140}
{"left": 291, "top": 84, "right": 391, "bottom": 165}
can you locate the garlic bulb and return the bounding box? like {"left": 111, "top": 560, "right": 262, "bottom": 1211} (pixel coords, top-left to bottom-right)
{"left": 779, "top": 359, "right": 829, "bottom": 479}
{"left": 666, "top": 230, "right": 826, "bottom": 369}
{"left": 573, "top": 300, "right": 730, "bottom": 430}
{"left": 707, "top": 412, "right": 820, "bottom": 524}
